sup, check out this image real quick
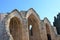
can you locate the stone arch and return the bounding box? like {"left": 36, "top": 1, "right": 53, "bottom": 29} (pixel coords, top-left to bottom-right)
{"left": 9, "top": 17, "right": 22, "bottom": 40}
{"left": 4, "top": 11, "right": 22, "bottom": 40}
{"left": 26, "top": 8, "right": 40, "bottom": 22}
{"left": 45, "top": 23, "right": 51, "bottom": 40}
{"left": 44, "top": 18, "right": 52, "bottom": 40}
{"left": 28, "top": 13, "right": 41, "bottom": 40}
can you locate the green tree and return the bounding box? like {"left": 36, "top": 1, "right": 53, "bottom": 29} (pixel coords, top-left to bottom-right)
{"left": 53, "top": 13, "right": 60, "bottom": 34}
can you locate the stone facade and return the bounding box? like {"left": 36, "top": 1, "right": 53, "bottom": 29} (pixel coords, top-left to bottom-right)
{"left": 0, "top": 8, "right": 60, "bottom": 40}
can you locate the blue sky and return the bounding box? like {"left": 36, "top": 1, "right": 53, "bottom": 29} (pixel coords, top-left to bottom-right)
{"left": 0, "top": 0, "right": 60, "bottom": 25}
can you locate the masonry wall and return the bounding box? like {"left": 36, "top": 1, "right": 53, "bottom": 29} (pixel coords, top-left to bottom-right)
{"left": 0, "top": 9, "right": 60, "bottom": 40}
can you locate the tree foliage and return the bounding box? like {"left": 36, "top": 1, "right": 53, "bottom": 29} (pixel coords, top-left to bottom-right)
{"left": 53, "top": 13, "right": 60, "bottom": 34}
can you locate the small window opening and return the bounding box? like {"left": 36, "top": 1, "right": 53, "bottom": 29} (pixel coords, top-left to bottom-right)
{"left": 29, "top": 25, "right": 33, "bottom": 36}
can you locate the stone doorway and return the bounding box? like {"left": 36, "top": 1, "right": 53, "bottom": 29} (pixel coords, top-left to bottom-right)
{"left": 9, "top": 17, "right": 22, "bottom": 40}
{"left": 28, "top": 14, "right": 40, "bottom": 40}
{"left": 46, "top": 24, "right": 51, "bottom": 40}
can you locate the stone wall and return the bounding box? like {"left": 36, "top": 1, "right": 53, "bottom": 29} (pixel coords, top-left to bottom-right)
{"left": 0, "top": 8, "right": 60, "bottom": 40}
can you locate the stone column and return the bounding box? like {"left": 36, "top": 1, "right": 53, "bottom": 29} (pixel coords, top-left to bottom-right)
{"left": 22, "top": 18, "right": 29, "bottom": 40}
{"left": 39, "top": 21, "right": 48, "bottom": 40}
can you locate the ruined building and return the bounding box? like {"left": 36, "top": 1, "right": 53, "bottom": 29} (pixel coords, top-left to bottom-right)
{"left": 0, "top": 8, "right": 60, "bottom": 40}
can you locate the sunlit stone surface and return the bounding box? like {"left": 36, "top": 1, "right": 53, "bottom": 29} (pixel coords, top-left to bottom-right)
{"left": 0, "top": 8, "right": 60, "bottom": 40}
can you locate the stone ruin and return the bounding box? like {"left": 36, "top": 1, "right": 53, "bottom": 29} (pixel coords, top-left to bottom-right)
{"left": 0, "top": 8, "right": 60, "bottom": 40}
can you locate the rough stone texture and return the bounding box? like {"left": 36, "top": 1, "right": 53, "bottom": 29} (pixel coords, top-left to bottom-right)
{"left": 0, "top": 8, "right": 60, "bottom": 40}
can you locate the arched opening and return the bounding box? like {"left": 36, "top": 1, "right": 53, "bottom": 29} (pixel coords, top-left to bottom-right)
{"left": 9, "top": 17, "right": 22, "bottom": 40}
{"left": 28, "top": 14, "right": 40, "bottom": 40}
{"left": 46, "top": 24, "right": 51, "bottom": 40}
{"left": 29, "top": 25, "right": 33, "bottom": 36}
